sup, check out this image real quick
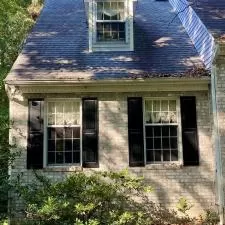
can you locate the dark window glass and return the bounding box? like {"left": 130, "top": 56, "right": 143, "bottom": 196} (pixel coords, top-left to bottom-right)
{"left": 146, "top": 138, "right": 154, "bottom": 149}
{"left": 146, "top": 126, "right": 153, "bottom": 137}
{"left": 65, "top": 152, "right": 72, "bottom": 163}
{"left": 155, "top": 151, "right": 161, "bottom": 161}
{"left": 162, "top": 126, "right": 169, "bottom": 136}
{"left": 171, "top": 150, "right": 178, "bottom": 161}
{"left": 154, "top": 138, "right": 161, "bottom": 149}
{"left": 163, "top": 150, "right": 170, "bottom": 161}
{"left": 162, "top": 138, "right": 169, "bottom": 149}
{"left": 56, "top": 152, "right": 63, "bottom": 164}
{"left": 48, "top": 152, "right": 55, "bottom": 164}
{"left": 65, "top": 140, "right": 72, "bottom": 151}
{"left": 146, "top": 150, "right": 154, "bottom": 162}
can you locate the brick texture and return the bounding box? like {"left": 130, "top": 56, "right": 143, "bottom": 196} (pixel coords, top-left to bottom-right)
{"left": 9, "top": 91, "right": 215, "bottom": 216}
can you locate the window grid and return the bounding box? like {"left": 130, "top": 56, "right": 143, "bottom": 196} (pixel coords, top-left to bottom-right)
{"left": 47, "top": 101, "right": 81, "bottom": 165}
{"left": 96, "top": 1, "right": 125, "bottom": 41}
{"left": 144, "top": 99, "right": 178, "bottom": 163}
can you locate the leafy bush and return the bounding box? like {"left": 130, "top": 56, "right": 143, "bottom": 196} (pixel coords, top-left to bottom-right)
{"left": 14, "top": 170, "right": 207, "bottom": 225}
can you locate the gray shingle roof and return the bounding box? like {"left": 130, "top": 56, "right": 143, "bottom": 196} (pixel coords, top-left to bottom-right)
{"left": 190, "top": 0, "right": 225, "bottom": 37}
{"left": 6, "top": 0, "right": 205, "bottom": 82}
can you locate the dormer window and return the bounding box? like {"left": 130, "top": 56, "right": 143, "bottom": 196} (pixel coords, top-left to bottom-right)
{"left": 87, "top": 0, "right": 134, "bottom": 52}
{"left": 96, "top": 2, "right": 126, "bottom": 42}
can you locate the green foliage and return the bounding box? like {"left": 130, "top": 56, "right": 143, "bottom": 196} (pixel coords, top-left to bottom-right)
{"left": 13, "top": 170, "right": 218, "bottom": 225}
{"left": 200, "top": 209, "right": 220, "bottom": 225}
{"left": 0, "top": 0, "right": 34, "bottom": 68}
{"left": 176, "top": 197, "right": 193, "bottom": 215}
{"left": 15, "top": 170, "right": 152, "bottom": 224}
{"left": 0, "top": 0, "right": 43, "bottom": 219}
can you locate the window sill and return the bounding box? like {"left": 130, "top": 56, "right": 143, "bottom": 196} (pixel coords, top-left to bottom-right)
{"left": 43, "top": 165, "right": 83, "bottom": 172}
{"left": 145, "top": 162, "right": 183, "bottom": 170}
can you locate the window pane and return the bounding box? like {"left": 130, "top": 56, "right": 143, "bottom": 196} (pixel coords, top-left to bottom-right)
{"left": 48, "top": 114, "right": 55, "bottom": 125}
{"left": 170, "top": 137, "right": 177, "bottom": 149}
{"left": 155, "top": 150, "right": 161, "bottom": 161}
{"left": 56, "top": 113, "right": 64, "bottom": 125}
{"left": 97, "top": 2, "right": 103, "bottom": 20}
{"left": 145, "top": 126, "right": 153, "bottom": 137}
{"left": 112, "top": 32, "right": 118, "bottom": 40}
{"left": 73, "top": 139, "right": 80, "bottom": 151}
{"left": 163, "top": 150, "right": 170, "bottom": 161}
{"left": 118, "top": 2, "right": 124, "bottom": 19}
{"left": 119, "top": 23, "right": 125, "bottom": 31}
{"left": 56, "top": 140, "right": 64, "bottom": 151}
{"left": 104, "top": 32, "right": 111, "bottom": 40}
{"left": 153, "top": 100, "right": 160, "bottom": 111}
{"left": 73, "top": 127, "right": 80, "bottom": 138}
{"left": 73, "top": 152, "right": 80, "bottom": 163}
{"left": 111, "top": 2, "right": 117, "bottom": 10}
{"left": 103, "top": 2, "right": 110, "bottom": 20}
{"left": 162, "top": 138, "right": 169, "bottom": 149}
{"left": 154, "top": 138, "right": 161, "bottom": 149}
{"left": 146, "top": 138, "right": 154, "bottom": 149}
{"left": 161, "top": 100, "right": 168, "bottom": 111}
{"left": 104, "top": 23, "right": 111, "bottom": 32}
{"left": 65, "top": 127, "right": 72, "bottom": 138}
{"left": 48, "top": 152, "right": 55, "bottom": 164}
{"left": 146, "top": 150, "right": 154, "bottom": 162}
{"left": 161, "top": 112, "right": 169, "bottom": 123}
{"left": 154, "top": 126, "right": 161, "bottom": 137}
{"left": 169, "top": 112, "right": 177, "bottom": 123}
{"left": 48, "top": 140, "right": 55, "bottom": 152}
{"left": 170, "top": 126, "right": 177, "bottom": 137}
{"left": 111, "top": 23, "right": 118, "bottom": 31}
{"left": 162, "top": 126, "right": 169, "bottom": 136}
{"left": 48, "top": 102, "right": 55, "bottom": 113}
{"left": 65, "top": 139, "right": 72, "bottom": 151}
{"left": 119, "top": 31, "right": 125, "bottom": 40}
{"left": 145, "top": 112, "right": 152, "bottom": 123}
{"left": 56, "top": 152, "right": 63, "bottom": 163}
{"left": 48, "top": 128, "right": 55, "bottom": 140}
{"left": 169, "top": 100, "right": 176, "bottom": 111}
{"left": 65, "top": 152, "right": 72, "bottom": 163}
{"left": 56, "top": 128, "right": 64, "bottom": 139}
{"left": 145, "top": 100, "right": 152, "bottom": 111}
{"left": 171, "top": 150, "right": 178, "bottom": 161}
{"left": 152, "top": 112, "right": 160, "bottom": 123}
{"left": 56, "top": 102, "right": 63, "bottom": 113}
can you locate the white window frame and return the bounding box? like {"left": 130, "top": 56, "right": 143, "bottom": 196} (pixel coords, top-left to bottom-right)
{"left": 95, "top": 1, "right": 127, "bottom": 43}
{"left": 143, "top": 97, "right": 183, "bottom": 165}
{"left": 88, "top": 0, "right": 134, "bottom": 51}
{"left": 43, "top": 98, "right": 82, "bottom": 167}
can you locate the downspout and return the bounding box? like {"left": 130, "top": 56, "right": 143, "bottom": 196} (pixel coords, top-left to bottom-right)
{"left": 211, "top": 43, "right": 224, "bottom": 225}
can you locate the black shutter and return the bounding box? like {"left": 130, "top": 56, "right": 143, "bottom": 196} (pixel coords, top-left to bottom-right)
{"left": 180, "top": 96, "right": 199, "bottom": 166}
{"left": 82, "top": 98, "right": 98, "bottom": 168}
{"left": 27, "top": 99, "right": 44, "bottom": 169}
{"left": 128, "top": 97, "right": 144, "bottom": 167}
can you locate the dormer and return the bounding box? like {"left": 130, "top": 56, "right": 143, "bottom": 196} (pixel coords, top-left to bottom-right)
{"left": 85, "top": 0, "right": 134, "bottom": 52}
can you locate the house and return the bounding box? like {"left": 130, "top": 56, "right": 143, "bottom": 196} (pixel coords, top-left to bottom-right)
{"left": 4, "top": 0, "right": 225, "bottom": 223}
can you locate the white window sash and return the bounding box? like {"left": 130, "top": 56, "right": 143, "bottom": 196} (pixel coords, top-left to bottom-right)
{"left": 43, "top": 98, "right": 82, "bottom": 167}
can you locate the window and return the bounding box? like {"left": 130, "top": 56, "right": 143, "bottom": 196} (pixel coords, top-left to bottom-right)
{"left": 47, "top": 100, "right": 81, "bottom": 165}
{"left": 96, "top": 1, "right": 126, "bottom": 42}
{"left": 144, "top": 99, "right": 178, "bottom": 163}
{"left": 27, "top": 98, "right": 98, "bottom": 169}
{"left": 127, "top": 97, "right": 199, "bottom": 167}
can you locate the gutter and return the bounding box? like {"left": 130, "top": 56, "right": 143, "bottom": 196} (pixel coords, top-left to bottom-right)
{"left": 211, "top": 42, "right": 224, "bottom": 225}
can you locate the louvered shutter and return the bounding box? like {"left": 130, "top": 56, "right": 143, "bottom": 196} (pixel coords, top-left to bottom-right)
{"left": 180, "top": 96, "right": 199, "bottom": 166}
{"left": 82, "top": 98, "right": 98, "bottom": 167}
{"left": 128, "top": 97, "right": 144, "bottom": 167}
{"left": 27, "top": 99, "right": 44, "bottom": 169}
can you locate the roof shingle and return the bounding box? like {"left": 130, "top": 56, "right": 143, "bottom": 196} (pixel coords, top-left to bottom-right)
{"left": 6, "top": 0, "right": 205, "bottom": 82}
